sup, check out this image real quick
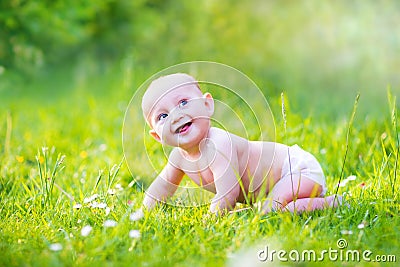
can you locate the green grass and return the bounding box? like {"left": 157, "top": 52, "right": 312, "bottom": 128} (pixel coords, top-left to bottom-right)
{"left": 0, "top": 65, "right": 399, "bottom": 267}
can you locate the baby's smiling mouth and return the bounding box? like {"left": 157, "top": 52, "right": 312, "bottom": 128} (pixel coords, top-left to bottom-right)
{"left": 175, "top": 122, "right": 192, "bottom": 134}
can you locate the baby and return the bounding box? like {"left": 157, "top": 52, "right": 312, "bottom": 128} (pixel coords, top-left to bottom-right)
{"left": 140, "top": 73, "right": 341, "bottom": 214}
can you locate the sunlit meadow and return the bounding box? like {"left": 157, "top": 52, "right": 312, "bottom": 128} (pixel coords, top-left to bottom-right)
{"left": 1, "top": 64, "right": 398, "bottom": 266}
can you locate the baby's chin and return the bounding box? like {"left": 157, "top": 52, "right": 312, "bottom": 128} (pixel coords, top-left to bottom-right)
{"left": 177, "top": 132, "right": 209, "bottom": 150}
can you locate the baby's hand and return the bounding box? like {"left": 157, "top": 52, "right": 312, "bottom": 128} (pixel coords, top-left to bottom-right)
{"left": 130, "top": 208, "right": 145, "bottom": 221}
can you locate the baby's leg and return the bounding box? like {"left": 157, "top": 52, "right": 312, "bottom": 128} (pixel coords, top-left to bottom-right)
{"left": 262, "top": 174, "right": 323, "bottom": 213}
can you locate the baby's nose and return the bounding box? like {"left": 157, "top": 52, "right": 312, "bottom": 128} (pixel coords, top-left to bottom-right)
{"left": 171, "top": 112, "right": 184, "bottom": 124}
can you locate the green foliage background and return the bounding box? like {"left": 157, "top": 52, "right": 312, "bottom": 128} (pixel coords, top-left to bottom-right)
{"left": 1, "top": 0, "right": 399, "bottom": 116}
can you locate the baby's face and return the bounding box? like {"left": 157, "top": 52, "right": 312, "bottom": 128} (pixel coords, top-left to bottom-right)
{"left": 143, "top": 83, "right": 214, "bottom": 150}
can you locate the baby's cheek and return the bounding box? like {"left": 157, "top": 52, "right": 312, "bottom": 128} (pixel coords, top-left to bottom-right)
{"left": 194, "top": 110, "right": 210, "bottom": 120}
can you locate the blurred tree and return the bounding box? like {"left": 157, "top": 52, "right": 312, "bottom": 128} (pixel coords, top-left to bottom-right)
{"left": 0, "top": 0, "right": 398, "bottom": 118}
{"left": 0, "top": 0, "right": 146, "bottom": 74}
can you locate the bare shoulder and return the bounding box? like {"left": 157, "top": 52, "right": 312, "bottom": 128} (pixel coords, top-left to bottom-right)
{"left": 167, "top": 147, "right": 184, "bottom": 170}
{"left": 208, "top": 127, "right": 231, "bottom": 143}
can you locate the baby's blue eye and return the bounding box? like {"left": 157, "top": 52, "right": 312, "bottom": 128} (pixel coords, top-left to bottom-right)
{"left": 158, "top": 113, "right": 168, "bottom": 121}
{"left": 179, "top": 99, "right": 188, "bottom": 108}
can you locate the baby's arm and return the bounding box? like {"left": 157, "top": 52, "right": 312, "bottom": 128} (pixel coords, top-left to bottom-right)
{"left": 209, "top": 131, "right": 241, "bottom": 214}
{"left": 142, "top": 161, "right": 184, "bottom": 210}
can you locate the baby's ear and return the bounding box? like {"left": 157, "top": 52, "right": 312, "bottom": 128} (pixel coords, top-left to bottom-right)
{"left": 203, "top": 92, "right": 214, "bottom": 116}
{"left": 149, "top": 129, "right": 161, "bottom": 143}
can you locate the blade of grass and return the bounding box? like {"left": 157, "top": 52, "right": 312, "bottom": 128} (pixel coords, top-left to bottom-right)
{"left": 334, "top": 93, "right": 360, "bottom": 203}
{"left": 281, "top": 92, "right": 296, "bottom": 212}
{"left": 387, "top": 89, "right": 399, "bottom": 197}
{"left": 43, "top": 147, "right": 49, "bottom": 197}
{"left": 48, "top": 154, "right": 65, "bottom": 205}
{"left": 5, "top": 111, "right": 12, "bottom": 155}
{"left": 107, "top": 159, "right": 123, "bottom": 191}
{"left": 35, "top": 151, "right": 45, "bottom": 206}
{"left": 92, "top": 169, "right": 104, "bottom": 194}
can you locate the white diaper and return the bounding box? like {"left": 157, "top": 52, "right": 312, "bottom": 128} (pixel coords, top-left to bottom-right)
{"left": 281, "top": 144, "right": 327, "bottom": 196}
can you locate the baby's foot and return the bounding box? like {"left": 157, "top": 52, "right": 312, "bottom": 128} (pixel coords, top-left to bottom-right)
{"left": 325, "top": 195, "right": 349, "bottom": 208}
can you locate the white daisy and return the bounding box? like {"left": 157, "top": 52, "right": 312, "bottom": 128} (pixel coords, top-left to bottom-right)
{"left": 81, "top": 225, "right": 93, "bottom": 237}
{"left": 103, "top": 219, "right": 117, "bottom": 228}
{"left": 49, "top": 243, "right": 63, "bottom": 251}
{"left": 129, "top": 230, "right": 141, "bottom": 239}
{"left": 130, "top": 209, "right": 144, "bottom": 221}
